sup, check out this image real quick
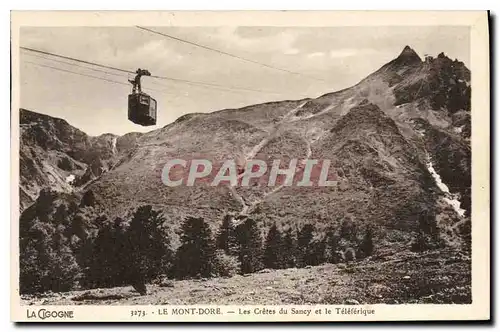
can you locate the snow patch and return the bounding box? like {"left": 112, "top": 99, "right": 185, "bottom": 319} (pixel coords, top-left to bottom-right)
{"left": 112, "top": 137, "right": 117, "bottom": 154}
{"left": 443, "top": 197, "right": 465, "bottom": 216}
{"left": 427, "top": 161, "right": 450, "bottom": 193}
{"left": 289, "top": 103, "right": 336, "bottom": 122}
{"left": 453, "top": 126, "right": 464, "bottom": 134}
{"left": 66, "top": 174, "right": 75, "bottom": 184}
{"left": 427, "top": 160, "right": 465, "bottom": 217}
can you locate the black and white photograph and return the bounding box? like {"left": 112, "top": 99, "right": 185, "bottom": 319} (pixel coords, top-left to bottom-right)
{"left": 10, "top": 11, "right": 490, "bottom": 322}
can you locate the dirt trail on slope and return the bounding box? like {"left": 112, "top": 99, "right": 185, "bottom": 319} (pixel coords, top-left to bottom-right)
{"left": 229, "top": 102, "right": 308, "bottom": 216}
{"left": 243, "top": 137, "right": 313, "bottom": 215}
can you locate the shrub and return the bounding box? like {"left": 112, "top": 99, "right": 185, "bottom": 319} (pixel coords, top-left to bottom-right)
{"left": 339, "top": 219, "right": 358, "bottom": 242}
{"left": 214, "top": 250, "right": 240, "bottom": 277}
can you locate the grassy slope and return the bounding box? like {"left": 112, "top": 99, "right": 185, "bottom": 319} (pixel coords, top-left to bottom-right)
{"left": 22, "top": 248, "right": 470, "bottom": 305}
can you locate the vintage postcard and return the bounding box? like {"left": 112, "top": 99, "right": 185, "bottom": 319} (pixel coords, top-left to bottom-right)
{"left": 10, "top": 11, "right": 490, "bottom": 322}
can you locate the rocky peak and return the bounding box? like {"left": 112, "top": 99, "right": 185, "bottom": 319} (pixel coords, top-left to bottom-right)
{"left": 394, "top": 45, "right": 422, "bottom": 65}
{"left": 367, "top": 45, "right": 423, "bottom": 83}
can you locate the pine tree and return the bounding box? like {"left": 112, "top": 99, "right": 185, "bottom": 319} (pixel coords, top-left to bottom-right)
{"left": 80, "top": 190, "right": 96, "bottom": 207}
{"left": 20, "top": 220, "right": 81, "bottom": 293}
{"left": 126, "top": 205, "right": 173, "bottom": 283}
{"left": 34, "top": 189, "right": 56, "bottom": 223}
{"left": 70, "top": 212, "right": 91, "bottom": 241}
{"left": 216, "top": 214, "right": 238, "bottom": 255}
{"left": 297, "top": 224, "right": 315, "bottom": 267}
{"left": 47, "top": 244, "right": 80, "bottom": 292}
{"left": 263, "top": 223, "right": 285, "bottom": 269}
{"left": 282, "top": 228, "right": 297, "bottom": 268}
{"left": 459, "top": 217, "right": 471, "bottom": 252}
{"left": 175, "top": 217, "right": 217, "bottom": 279}
{"left": 359, "top": 225, "right": 374, "bottom": 258}
{"left": 19, "top": 191, "right": 83, "bottom": 294}
{"left": 73, "top": 233, "right": 95, "bottom": 289}
{"left": 110, "top": 217, "right": 129, "bottom": 285}
{"left": 324, "top": 228, "right": 340, "bottom": 264}
{"left": 235, "top": 218, "right": 263, "bottom": 274}
{"left": 19, "top": 221, "right": 54, "bottom": 294}
{"left": 87, "top": 217, "right": 127, "bottom": 288}
{"left": 418, "top": 210, "right": 433, "bottom": 235}
{"left": 309, "top": 238, "right": 326, "bottom": 266}
{"left": 53, "top": 204, "right": 70, "bottom": 227}
{"left": 19, "top": 238, "right": 44, "bottom": 293}
{"left": 411, "top": 230, "right": 429, "bottom": 252}
{"left": 411, "top": 210, "right": 443, "bottom": 251}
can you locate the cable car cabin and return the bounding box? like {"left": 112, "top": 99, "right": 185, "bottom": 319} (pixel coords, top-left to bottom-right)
{"left": 128, "top": 92, "right": 157, "bottom": 126}
{"left": 127, "top": 68, "right": 156, "bottom": 126}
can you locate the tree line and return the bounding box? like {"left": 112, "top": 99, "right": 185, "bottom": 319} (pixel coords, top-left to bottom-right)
{"left": 19, "top": 203, "right": 376, "bottom": 294}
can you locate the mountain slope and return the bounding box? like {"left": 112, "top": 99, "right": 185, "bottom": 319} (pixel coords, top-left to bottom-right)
{"left": 21, "top": 247, "right": 471, "bottom": 305}
{"left": 18, "top": 46, "right": 471, "bottom": 246}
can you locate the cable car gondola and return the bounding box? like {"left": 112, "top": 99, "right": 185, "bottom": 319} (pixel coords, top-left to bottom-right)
{"left": 128, "top": 68, "right": 157, "bottom": 126}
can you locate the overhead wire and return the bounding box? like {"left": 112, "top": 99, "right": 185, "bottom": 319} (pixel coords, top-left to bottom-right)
{"left": 136, "top": 26, "right": 329, "bottom": 84}
{"left": 22, "top": 51, "right": 129, "bottom": 79}
{"left": 150, "top": 73, "right": 292, "bottom": 96}
{"left": 23, "top": 60, "right": 174, "bottom": 95}
{"left": 21, "top": 51, "right": 279, "bottom": 98}
{"left": 20, "top": 46, "right": 304, "bottom": 97}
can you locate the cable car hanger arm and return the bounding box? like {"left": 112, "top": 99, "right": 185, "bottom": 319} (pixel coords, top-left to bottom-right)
{"left": 128, "top": 68, "right": 151, "bottom": 94}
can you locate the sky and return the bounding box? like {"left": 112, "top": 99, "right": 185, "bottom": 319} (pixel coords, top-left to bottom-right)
{"left": 19, "top": 26, "right": 470, "bottom": 136}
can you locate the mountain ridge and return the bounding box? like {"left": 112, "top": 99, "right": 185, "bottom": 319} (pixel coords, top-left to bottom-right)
{"left": 18, "top": 46, "right": 471, "bottom": 250}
